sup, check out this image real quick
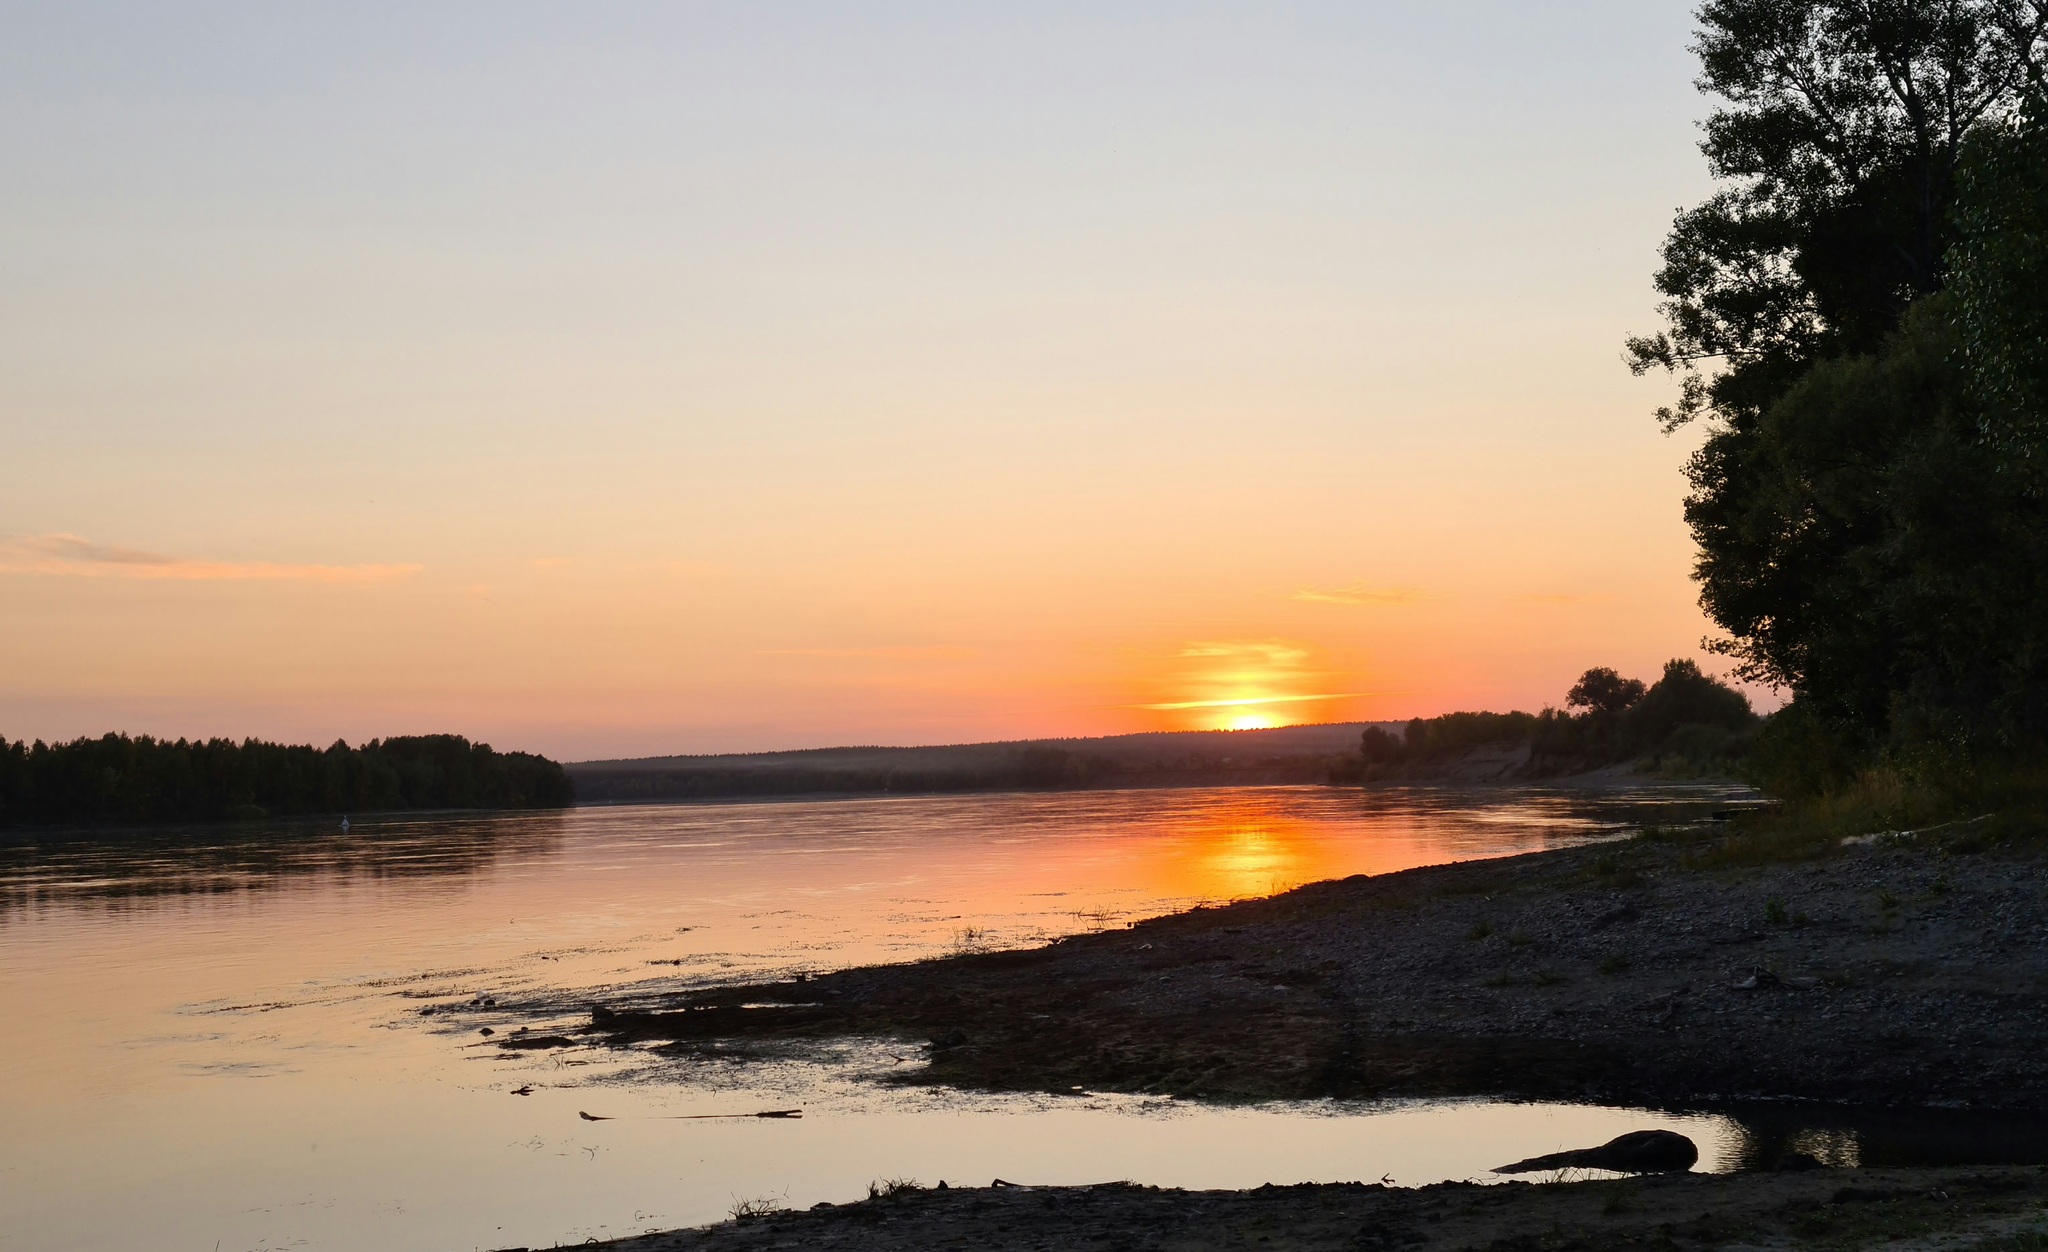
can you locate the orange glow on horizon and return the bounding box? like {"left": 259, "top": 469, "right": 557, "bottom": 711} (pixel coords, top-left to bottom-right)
{"left": 1128, "top": 639, "right": 1374, "bottom": 732}
{"left": 0, "top": 6, "right": 1743, "bottom": 762}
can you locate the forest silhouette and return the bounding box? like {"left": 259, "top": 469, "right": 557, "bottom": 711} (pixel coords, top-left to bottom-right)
{"left": 0, "top": 733, "right": 572, "bottom": 827}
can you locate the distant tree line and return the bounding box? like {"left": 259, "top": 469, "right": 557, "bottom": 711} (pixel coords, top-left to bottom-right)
{"left": 0, "top": 733, "right": 574, "bottom": 828}
{"left": 1352, "top": 660, "right": 1758, "bottom": 781}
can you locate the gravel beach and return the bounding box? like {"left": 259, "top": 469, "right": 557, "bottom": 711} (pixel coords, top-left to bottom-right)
{"left": 575, "top": 1167, "right": 2048, "bottom": 1251}
{"left": 532, "top": 811, "right": 2048, "bottom": 1251}
{"left": 582, "top": 817, "right": 2048, "bottom": 1109}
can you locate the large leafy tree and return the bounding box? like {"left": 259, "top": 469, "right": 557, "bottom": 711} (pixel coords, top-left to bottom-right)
{"left": 1566, "top": 667, "right": 1648, "bottom": 715}
{"left": 1687, "top": 297, "right": 2048, "bottom": 743}
{"left": 1629, "top": 0, "right": 2047, "bottom": 429}
{"left": 1633, "top": 1, "right": 2048, "bottom": 755}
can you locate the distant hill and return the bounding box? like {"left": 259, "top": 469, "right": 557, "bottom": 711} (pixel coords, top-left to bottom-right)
{"left": 567, "top": 722, "right": 1398, "bottom": 803}
{"left": 568, "top": 661, "right": 1767, "bottom": 804}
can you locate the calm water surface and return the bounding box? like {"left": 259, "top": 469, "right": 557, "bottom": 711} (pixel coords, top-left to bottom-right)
{"left": 5, "top": 784, "right": 1780, "bottom": 1252}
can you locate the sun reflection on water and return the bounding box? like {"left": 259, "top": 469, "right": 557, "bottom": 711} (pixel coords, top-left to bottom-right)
{"left": 1131, "top": 793, "right": 1426, "bottom": 903}
{"left": 1193, "top": 824, "right": 1302, "bottom": 898}
{"left": 0, "top": 784, "right": 1759, "bottom": 1252}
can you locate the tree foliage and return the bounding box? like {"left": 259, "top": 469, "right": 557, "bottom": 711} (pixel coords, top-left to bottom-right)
{"left": 1634, "top": 2, "right": 2048, "bottom": 769}
{"left": 1689, "top": 297, "right": 2048, "bottom": 745}
{"left": 1629, "top": 659, "right": 1760, "bottom": 745}
{"left": 1952, "top": 102, "right": 2048, "bottom": 454}
{"left": 0, "top": 733, "right": 574, "bottom": 828}
{"left": 1359, "top": 725, "right": 1403, "bottom": 764}
{"left": 1364, "top": 661, "right": 1756, "bottom": 777}
{"left": 1628, "top": 0, "right": 2047, "bottom": 430}
{"left": 1566, "top": 667, "right": 1649, "bottom": 715}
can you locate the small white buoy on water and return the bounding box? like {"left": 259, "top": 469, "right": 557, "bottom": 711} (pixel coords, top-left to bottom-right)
{"left": 340, "top": 815, "right": 350, "bottom": 832}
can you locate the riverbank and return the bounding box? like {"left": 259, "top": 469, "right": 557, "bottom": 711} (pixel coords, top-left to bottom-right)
{"left": 495, "top": 803, "right": 2048, "bottom": 1251}
{"left": 576, "top": 1165, "right": 2048, "bottom": 1251}
{"left": 575, "top": 809, "right": 2048, "bottom": 1110}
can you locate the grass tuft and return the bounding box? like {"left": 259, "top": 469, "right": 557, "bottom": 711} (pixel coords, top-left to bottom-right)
{"left": 728, "top": 1195, "right": 786, "bottom": 1221}
{"left": 1705, "top": 761, "right": 2048, "bottom": 871}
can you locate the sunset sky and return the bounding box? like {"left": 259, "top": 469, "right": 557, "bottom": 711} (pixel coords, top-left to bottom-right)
{"left": 0, "top": 2, "right": 1744, "bottom": 761}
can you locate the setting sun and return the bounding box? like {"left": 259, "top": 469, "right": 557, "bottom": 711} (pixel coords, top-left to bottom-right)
{"left": 1225, "top": 710, "right": 1284, "bottom": 731}
{"left": 1126, "top": 640, "right": 1376, "bottom": 732}
{"left": 8, "top": 3, "right": 2034, "bottom": 1249}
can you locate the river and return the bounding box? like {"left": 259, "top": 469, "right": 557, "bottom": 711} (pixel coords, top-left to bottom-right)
{"left": 3, "top": 782, "right": 1807, "bottom": 1251}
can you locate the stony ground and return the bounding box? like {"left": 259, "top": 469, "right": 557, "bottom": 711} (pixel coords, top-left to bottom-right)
{"left": 571, "top": 814, "right": 2048, "bottom": 1109}
{"left": 568, "top": 1167, "right": 2048, "bottom": 1252}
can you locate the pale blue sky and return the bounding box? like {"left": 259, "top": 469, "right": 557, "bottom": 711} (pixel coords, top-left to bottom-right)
{"left": 0, "top": 3, "right": 1726, "bottom": 758}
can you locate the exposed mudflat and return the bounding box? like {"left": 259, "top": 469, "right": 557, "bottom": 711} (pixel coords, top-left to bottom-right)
{"left": 576, "top": 818, "right": 2048, "bottom": 1109}
{"left": 574, "top": 1166, "right": 2048, "bottom": 1251}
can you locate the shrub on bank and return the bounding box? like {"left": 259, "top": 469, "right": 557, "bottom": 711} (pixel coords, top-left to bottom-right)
{"left": 1361, "top": 660, "right": 1758, "bottom": 780}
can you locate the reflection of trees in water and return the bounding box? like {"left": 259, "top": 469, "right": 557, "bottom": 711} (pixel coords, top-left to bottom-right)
{"left": 0, "top": 812, "right": 570, "bottom": 914}
{"left": 1721, "top": 1104, "right": 2048, "bottom": 1170}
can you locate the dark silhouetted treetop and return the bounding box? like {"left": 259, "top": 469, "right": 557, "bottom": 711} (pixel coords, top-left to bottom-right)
{"left": 1359, "top": 662, "right": 1756, "bottom": 778}
{"left": 1400, "top": 712, "right": 1542, "bottom": 761}
{"left": 1567, "top": 667, "right": 1649, "bottom": 715}
{"left": 1359, "top": 725, "right": 1402, "bottom": 764}
{"left": 1627, "top": 0, "right": 2047, "bottom": 431}
{"left": 1627, "top": 659, "right": 1757, "bottom": 744}
{"left": 0, "top": 733, "right": 573, "bottom": 828}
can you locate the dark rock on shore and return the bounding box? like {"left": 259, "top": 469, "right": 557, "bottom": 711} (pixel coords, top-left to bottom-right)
{"left": 1495, "top": 1129, "right": 1699, "bottom": 1174}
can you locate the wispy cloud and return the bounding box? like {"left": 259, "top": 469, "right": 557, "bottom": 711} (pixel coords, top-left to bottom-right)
{"left": 1517, "top": 592, "right": 1611, "bottom": 605}
{"left": 1123, "top": 637, "right": 1382, "bottom": 729}
{"left": 1177, "top": 641, "right": 1308, "bottom": 664}
{"left": 757, "top": 645, "right": 976, "bottom": 660}
{"left": 1291, "top": 583, "right": 1418, "bottom": 606}
{"left": 1132, "top": 691, "right": 1372, "bottom": 711}
{"left": 0, "top": 534, "right": 421, "bottom": 584}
